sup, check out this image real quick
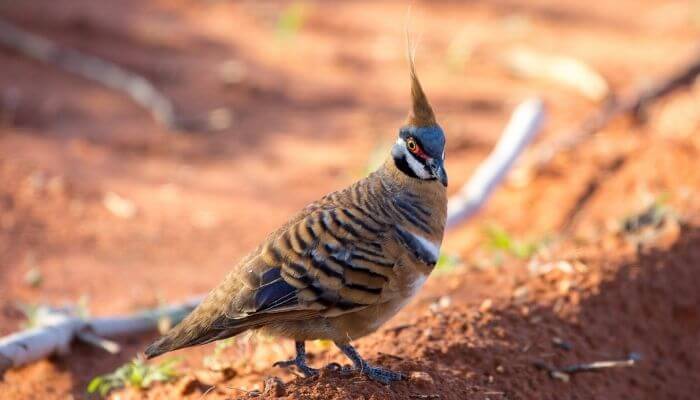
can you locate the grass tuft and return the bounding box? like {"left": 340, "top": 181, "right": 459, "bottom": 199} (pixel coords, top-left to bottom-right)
{"left": 87, "top": 357, "right": 181, "bottom": 397}
{"left": 483, "top": 224, "right": 547, "bottom": 260}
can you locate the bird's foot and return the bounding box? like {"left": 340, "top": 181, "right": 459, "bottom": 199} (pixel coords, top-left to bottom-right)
{"left": 273, "top": 358, "right": 318, "bottom": 377}
{"left": 359, "top": 364, "right": 405, "bottom": 384}
{"left": 325, "top": 361, "right": 405, "bottom": 383}
{"left": 334, "top": 343, "right": 406, "bottom": 384}
{"left": 273, "top": 341, "right": 318, "bottom": 377}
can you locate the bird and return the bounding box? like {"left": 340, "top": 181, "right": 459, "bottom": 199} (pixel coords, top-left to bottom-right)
{"left": 144, "top": 52, "right": 448, "bottom": 384}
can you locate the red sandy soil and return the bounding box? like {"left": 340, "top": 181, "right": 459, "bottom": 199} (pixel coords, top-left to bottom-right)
{"left": 0, "top": 1, "right": 699, "bottom": 399}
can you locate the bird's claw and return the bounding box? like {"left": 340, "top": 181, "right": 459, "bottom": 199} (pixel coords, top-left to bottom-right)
{"left": 273, "top": 358, "right": 318, "bottom": 377}
{"left": 325, "top": 361, "right": 405, "bottom": 383}
{"left": 360, "top": 364, "right": 406, "bottom": 384}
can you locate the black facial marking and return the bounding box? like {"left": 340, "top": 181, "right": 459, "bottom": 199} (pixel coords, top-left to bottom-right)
{"left": 392, "top": 149, "right": 420, "bottom": 179}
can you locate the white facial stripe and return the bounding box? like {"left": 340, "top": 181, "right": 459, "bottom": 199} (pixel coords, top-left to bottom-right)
{"left": 396, "top": 138, "right": 431, "bottom": 179}
{"left": 408, "top": 231, "right": 441, "bottom": 263}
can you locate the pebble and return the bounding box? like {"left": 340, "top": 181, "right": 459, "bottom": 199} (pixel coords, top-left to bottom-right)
{"left": 409, "top": 371, "right": 435, "bottom": 386}
{"left": 263, "top": 376, "right": 286, "bottom": 398}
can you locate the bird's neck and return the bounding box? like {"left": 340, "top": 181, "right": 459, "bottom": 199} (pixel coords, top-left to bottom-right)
{"left": 378, "top": 157, "right": 448, "bottom": 240}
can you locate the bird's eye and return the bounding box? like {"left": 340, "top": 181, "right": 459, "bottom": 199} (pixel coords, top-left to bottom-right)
{"left": 406, "top": 138, "right": 418, "bottom": 153}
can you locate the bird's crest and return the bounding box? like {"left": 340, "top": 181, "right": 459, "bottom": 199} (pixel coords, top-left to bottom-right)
{"left": 406, "top": 35, "right": 437, "bottom": 128}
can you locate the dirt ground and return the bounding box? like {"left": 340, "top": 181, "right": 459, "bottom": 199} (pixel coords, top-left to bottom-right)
{"left": 1, "top": 1, "right": 699, "bottom": 399}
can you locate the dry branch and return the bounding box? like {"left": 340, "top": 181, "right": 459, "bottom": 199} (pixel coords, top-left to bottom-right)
{"left": 446, "top": 98, "right": 545, "bottom": 228}
{"left": 528, "top": 48, "right": 700, "bottom": 171}
{"left": 534, "top": 352, "right": 640, "bottom": 381}
{"left": 504, "top": 47, "right": 610, "bottom": 102}
{"left": 0, "top": 297, "right": 201, "bottom": 377}
{"left": 0, "top": 18, "right": 181, "bottom": 130}
{"left": 0, "top": 99, "right": 544, "bottom": 374}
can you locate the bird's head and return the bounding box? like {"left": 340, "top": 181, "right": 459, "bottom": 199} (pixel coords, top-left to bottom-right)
{"left": 391, "top": 54, "right": 448, "bottom": 187}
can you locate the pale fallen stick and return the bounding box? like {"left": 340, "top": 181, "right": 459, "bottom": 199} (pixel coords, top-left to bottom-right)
{"left": 0, "top": 19, "right": 180, "bottom": 131}
{"left": 0, "top": 99, "right": 543, "bottom": 373}
{"left": 527, "top": 47, "right": 700, "bottom": 172}
{"left": 446, "top": 98, "right": 545, "bottom": 229}
{"left": 505, "top": 47, "right": 610, "bottom": 102}
{"left": 0, "top": 297, "right": 201, "bottom": 376}
{"left": 534, "top": 352, "right": 641, "bottom": 382}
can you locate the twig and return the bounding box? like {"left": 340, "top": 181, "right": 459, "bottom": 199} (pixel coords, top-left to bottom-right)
{"left": 75, "top": 331, "right": 121, "bottom": 354}
{"left": 504, "top": 47, "right": 610, "bottom": 102}
{"left": 560, "top": 155, "right": 626, "bottom": 233}
{"left": 0, "top": 297, "right": 202, "bottom": 376}
{"left": 534, "top": 353, "right": 641, "bottom": 381}
{"left": 528, "top": 48, "right": 700, "bottom": 172}
{"left": 551, "top": 337, "right": 573, "bottom": 351}
{"left": 0, "top": 18, "right": 182, "bottom": 131}
{"left": 446, "top": 98, "right": 545, "bottom": 228}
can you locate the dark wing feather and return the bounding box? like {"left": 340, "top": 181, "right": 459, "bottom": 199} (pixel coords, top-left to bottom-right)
{"left": 236, "top": 198, "right": 396, "bottom": 319}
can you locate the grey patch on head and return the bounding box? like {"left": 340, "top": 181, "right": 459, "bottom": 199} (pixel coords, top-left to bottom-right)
{"left": 399, "top": 125, "right": 446, "bottom": 160}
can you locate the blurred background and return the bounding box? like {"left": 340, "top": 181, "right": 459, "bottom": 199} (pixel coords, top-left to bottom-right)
{"left": 0, "top": 1, "right": 699, "bottom": 399}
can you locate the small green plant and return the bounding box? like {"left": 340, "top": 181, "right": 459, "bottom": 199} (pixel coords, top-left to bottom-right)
{"left": 483, "top": 224, "right": 545, "bottom": 260}
{"left": 87, "top": 358, "right": 181, "bottom": 397}
{"left": 16, "top": 303, "right": 50, "bottom": 329}
{"left": 434, "top": 252, "right": 462, "bottom": 274}
{"left": 275, "top": 2, "right": 308, "bottom": 40}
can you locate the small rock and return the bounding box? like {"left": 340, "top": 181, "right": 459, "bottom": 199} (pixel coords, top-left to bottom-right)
{"left": 208, "top": 108, "right": 234, "bottom": 131}
{"left": 176, "top": 374, "right": 204, "bottom": 396}
{"left": 103, "top": 192, "right": 137, "bottom": 219}
{"left": 557, "top": 279, "right": 572, "bottom": 294}
{"left": 23, "top": 267, "right": 43, "bottom": 288}
{"left": 219, "top": 59, "right": 248, "bottom": 86}
{"left": 551, "top": 370, "right": 570, "bottom": 382}
{"left": 512, "top": 286, "right": 529, "bottom": 304}
{"left": 429, "top": 296, "right": 451, "bottom": 313}
{"left": 263, "top": 376, "right": 286, "bottom": 397}
{"left": 479, "top": 298, "right": 493, "bottom": 312}
{"left": 409, "top": 371, "right": 434, "bottom": 386}
{"left": 496, "top": 365, "right": 505, "bottom": 373}
{"left": 528, "top": 260, "right": 574, "bottom": 276}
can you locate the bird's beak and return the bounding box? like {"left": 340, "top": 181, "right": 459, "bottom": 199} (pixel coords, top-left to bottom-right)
{"left": 427, "top": 158, "right": 448, "bottom": 187}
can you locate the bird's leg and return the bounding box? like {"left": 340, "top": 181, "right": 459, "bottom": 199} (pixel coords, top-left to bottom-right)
{"left": 335, "top": 342, "right": 405, "bottom": 384}
{"left": 273, "top": 341, "right": 318, "bottom": 377}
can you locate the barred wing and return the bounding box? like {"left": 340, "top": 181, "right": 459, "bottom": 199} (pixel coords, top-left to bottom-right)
{"left": 244, "top": 204, "right": 396, "bottom": 318}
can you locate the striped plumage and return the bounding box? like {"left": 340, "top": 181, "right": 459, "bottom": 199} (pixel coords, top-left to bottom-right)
{"left": 145, "top": 53, "right": 448, "bottom": 384}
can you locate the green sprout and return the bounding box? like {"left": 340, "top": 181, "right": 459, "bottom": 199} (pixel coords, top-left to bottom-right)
{"left": 16, "top": 303, "right": 50, "bottom": 329}
{"left": 483, "top": 224, "right": 545, "bottom": 260}
{"left": 87, "top": 358, "right": 181, "bottom": 397}
{"left": 275, "top": 2, "right": 308, "bottom": 40}
{"left": 434, "top": 252, "right": 462, "bottom": 274}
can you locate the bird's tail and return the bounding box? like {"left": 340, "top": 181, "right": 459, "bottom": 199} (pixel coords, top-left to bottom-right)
{"left": 144, "top": 314, "right": 248, "bottom": 359}
{"left": 144, "top": 291, "right": 249, "bottom": 359}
